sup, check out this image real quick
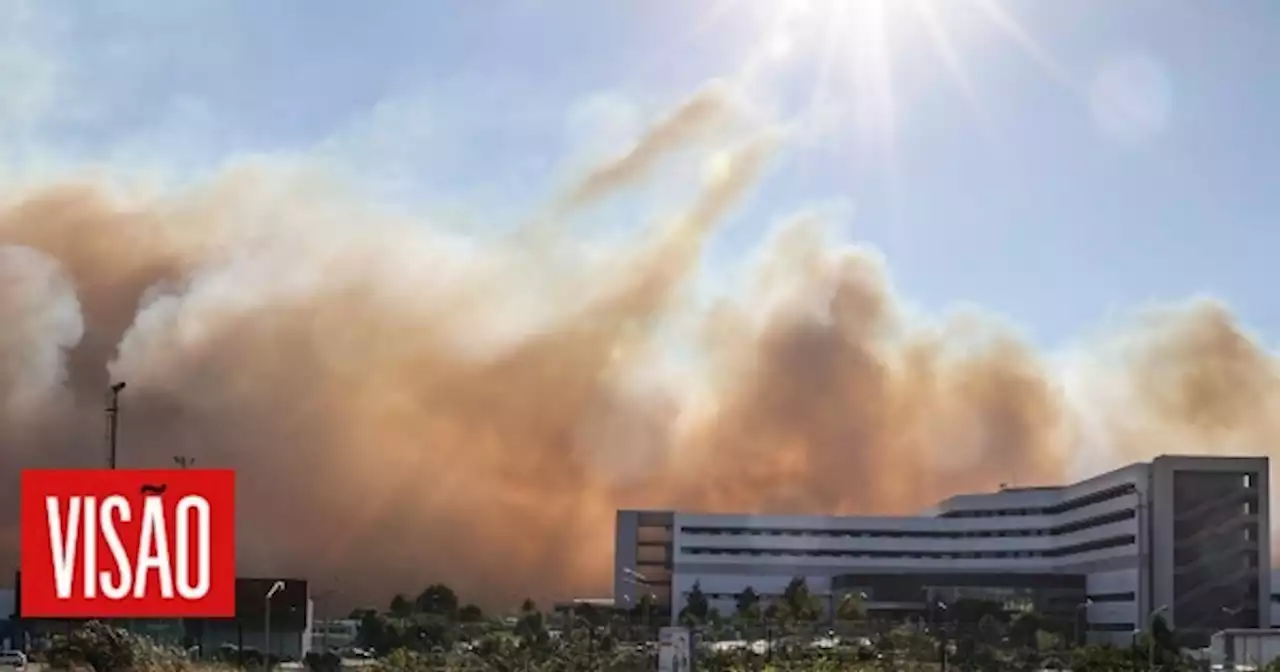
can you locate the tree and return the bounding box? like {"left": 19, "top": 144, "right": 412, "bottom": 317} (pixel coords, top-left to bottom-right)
{"left": 680, "top": 581, "right": 710, "bottom": 626}
{"left": 1009, "top": 611, "right": 1050, "bottom": 650}
{"left": 836, "top": 592, "right": 866, "bottom": 622}
{"left": 976, "top": 614, "right": 1007, "bottom": 646}
{"left": 763, "top": 602, "right": 780, "bottom": 623}
{"left": 376, "top": 647, "right": 432, "bottom": 672}
{"left": 45, "top": 621, "right": 174, "bottom": 672}
{"left": 735, "top": 586, "right": 761, "bottom": 623}
{"left": 575, "top": 601, "right": 608, "bottom": 629}
{"left": 409, "top": 614, "right": 456, "bottom": 652}
{"left": 951, "top": 598, "right": 1007, "bottom": 626}
{"left": 458, "top": 603, "right": 484, "bottom": 623}
{"left": 885, "top": 623, "right": 938, "bottom": 664}
{"left": 514, "top": 598, "right": 549, "bottom": 649}
{"left": 1036, "top": 629, "right": 1063, "bottom": 655}
{"left": 1071, "top": 644, "right": 1139, "bottom": 672}
{"left": 779, "top": 576, "right": 821, "bottom": 624}
{"left": 389, "top": 593, "right": 413, "bottom": 618}
{"left": 356, "top": 611, "right": 398, "bottom": 654}
{"left": 635, "top": 594, "right": 659, "bottom": 626}
{"left": 305, "top": 650, "right": 343, "bottom": 672}
{"left": 414, "top": 583, "right": 459, "bottom": 619}
{"left": 1140, "top": 615, "right": 1184, "bottom": 669}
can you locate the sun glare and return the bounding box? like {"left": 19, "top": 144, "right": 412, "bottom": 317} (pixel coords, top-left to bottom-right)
{"left": 696, "top": 0, "right": 1071, "bottom": 169}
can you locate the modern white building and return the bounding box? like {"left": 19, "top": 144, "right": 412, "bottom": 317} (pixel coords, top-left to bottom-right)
{"left": 615, "top": 455, "right": 1271, "bottom": 647}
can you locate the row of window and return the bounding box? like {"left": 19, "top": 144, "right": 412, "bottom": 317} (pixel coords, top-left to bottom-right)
{"left": 689, "top": 592, "right": 1038, "bottom": 611}
{"left": 941, "top": 484, "right": 1137, "bottom": 519}
{"left": 681, "top": 509, "right": 1136, "bottom": 542}
{"left": 681, "top": 534, "right": 1135, "bottom": 560}
{"left": 1087, "top": 592, "right": 1137, "bottom": 603}
{"left": 1088, "top": 622, "right": 1138, "bottom": 633}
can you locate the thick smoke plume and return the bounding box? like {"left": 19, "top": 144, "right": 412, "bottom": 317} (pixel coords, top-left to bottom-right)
{"left": 2, "top": 85, "right": 1278, "bottom": 612}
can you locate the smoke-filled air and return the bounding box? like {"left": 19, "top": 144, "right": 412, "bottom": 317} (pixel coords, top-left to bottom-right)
{"left": 1, "top": 82, "right": 1278, "bottom": 611}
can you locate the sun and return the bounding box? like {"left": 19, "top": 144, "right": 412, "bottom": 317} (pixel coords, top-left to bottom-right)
{"left": 693, "top": 0, "right": 1071, "bottom": 167}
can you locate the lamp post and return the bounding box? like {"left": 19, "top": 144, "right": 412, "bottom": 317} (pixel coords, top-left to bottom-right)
{"left": 622, "top": 568, "right": 656, "bottom": 641}
{"left": 1147, "top": 604, "right": 1168, "bottom": 671}
{"left": 935, "top": 600, "right": 950, "bottom": 672}
{"left": 266, "top": 581, "right": 285, "bottom": 668}
{"left": 106, "top": 382, "right": 126, "bottom": 469}
{"left": 1074, "top": 598, "right": 1094, "bottom": 646}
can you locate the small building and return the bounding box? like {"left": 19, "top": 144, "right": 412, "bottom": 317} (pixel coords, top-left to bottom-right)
{"left": 311, "top": 619, "right": 359, "bottom": 652}
{"left": 0, "top": 588, "right": 15, "bottom": 650}
{"left": 1209, "top": 629, "right": 1280, "bottom": 669}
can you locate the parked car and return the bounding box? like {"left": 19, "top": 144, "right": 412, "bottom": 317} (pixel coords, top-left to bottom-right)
{"left": 0, "top": 650, "right": 27, "bottom": 671}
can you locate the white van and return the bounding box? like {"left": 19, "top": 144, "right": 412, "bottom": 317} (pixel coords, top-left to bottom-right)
{"left": 0, "top": 650, "right": 26, "bottom": 670}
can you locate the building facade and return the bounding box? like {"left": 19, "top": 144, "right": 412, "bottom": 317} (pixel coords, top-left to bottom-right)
{"left": 310, "top": 619, "right": 359, "bottom": 653}
{"left": 0, "top": 588, "right": 14, "bottom": 650}
{"left": 615, "top": 455, "right": 1270, "bottom": 647}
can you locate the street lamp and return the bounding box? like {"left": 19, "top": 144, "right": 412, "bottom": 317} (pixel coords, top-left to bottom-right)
{"left": 935, "top": 601, "right": 950, "bottom": 672}
{"left": 106, "top": 382, "right": 126, "bottom": 469}
{"left": 1074, "top": 598, "right": 1094, "bottom": 646}
{"left": 1147, "top": 604, "right": 1169, "bottom": 671}
{"left": 621, "top": 568, "right": 656, "bottom": 641}
{"left": 265, "top": 581, "right": 285, "bottom": 667}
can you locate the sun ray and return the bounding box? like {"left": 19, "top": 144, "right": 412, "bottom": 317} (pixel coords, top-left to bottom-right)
{"left": 629, "top": 0, "right": 743, "bottom": 83}
{"left": 665, "top": 0, "right": 1073, "bottom": 187}
{"left": 847, "top": 0, "right": 898, "bottom": 174}
{"left": 776, "top": 0, "right": 846, "bottom": 191}
{"left": 972, "top": 0, "right": 1076, "bottom": 90}
{"left": 911, "top": 0, "right": 996, "bottom": 140}
{"left": 685, "top": 0, "right": 743, "bottom": 43}
{"left": 806, "top": 3, "right": 839, "bottom": 115}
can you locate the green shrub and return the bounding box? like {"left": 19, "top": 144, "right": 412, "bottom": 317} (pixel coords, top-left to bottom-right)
{"left": 45, "top": 621, "right": 192, "bottom": 672}
{"left": 304, "top": 650, "right": 343, "bottom": 672}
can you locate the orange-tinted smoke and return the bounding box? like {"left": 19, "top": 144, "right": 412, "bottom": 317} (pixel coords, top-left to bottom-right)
{"left": 556, "top": 82, "right": 737, "bottom": 212}
{"left": 2, "top": 88, "right": 1278, "bottom": 612}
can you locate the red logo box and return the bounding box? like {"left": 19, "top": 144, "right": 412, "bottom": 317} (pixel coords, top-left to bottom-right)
{"left": 20, "top": 469, "right": 236, "bottom": 618}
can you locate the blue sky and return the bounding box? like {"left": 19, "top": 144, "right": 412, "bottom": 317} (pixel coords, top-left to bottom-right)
{"left": 5, "top": 0, "right": 1279, "bottom": 349}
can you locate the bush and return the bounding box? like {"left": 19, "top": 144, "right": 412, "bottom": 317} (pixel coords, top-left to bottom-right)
{"left": 375, "top": 647, "right": 433, "bottom": 672}
{"left": 45, "top": 621, "right": 193, "bottom": 672}
{"left": 304, "top": 650, "right": 343, "bottom": 672}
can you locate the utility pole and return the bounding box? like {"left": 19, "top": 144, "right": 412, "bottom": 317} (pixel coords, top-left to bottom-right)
{"left": 106, "top": 382, "right": 126, "bottom": 469}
